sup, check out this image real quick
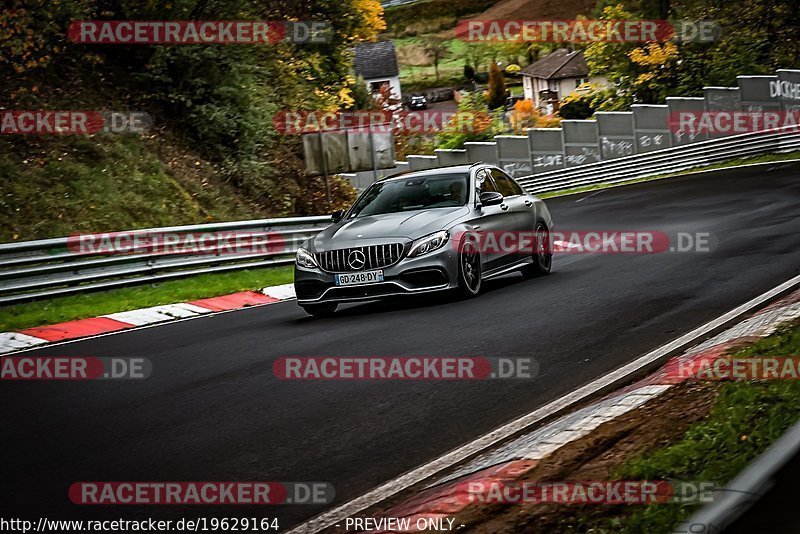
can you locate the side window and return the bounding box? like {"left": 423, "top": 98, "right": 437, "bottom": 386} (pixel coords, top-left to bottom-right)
{"left": 510, "top": 177, "right": 525, "bottom": 196}
{"left": 491, "top": 169, "right": 524, "bottom": 196}
{"left": 476, "top": 169, "right": 499, "bottom": 193}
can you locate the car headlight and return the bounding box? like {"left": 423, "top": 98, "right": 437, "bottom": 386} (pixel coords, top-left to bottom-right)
{"left": 296, "top": 247, "right": 318, "bottom": 268}
{"left": 408, "top": 231, "right": 449, "bottom": 257}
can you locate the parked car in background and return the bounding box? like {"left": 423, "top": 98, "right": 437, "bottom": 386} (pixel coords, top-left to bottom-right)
{"left": 408, "top": 95, "right": 428, "bottom": 110}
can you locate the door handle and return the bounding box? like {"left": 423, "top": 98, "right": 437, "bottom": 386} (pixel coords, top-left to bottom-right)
{"left": 524, "top": 200, "right": 533, "bottom": 207}
{"left": 500, "top": 204, "right": 509, "bottom": 211}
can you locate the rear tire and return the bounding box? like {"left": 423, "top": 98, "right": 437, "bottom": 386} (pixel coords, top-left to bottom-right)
{"left": 300, "top": 303, "right": 338, "bottom": 317}
{"left": 457, "top": 236, "right": 482, "bottom": 297}
{"left": 523, "top": 222, "right": 552, "bottom": 278}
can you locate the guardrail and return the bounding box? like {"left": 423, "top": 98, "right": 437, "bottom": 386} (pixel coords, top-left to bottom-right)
{"left": 517, "top": 125, "right": 800, "bottom": 194}
{"left": 2, "top": 124, "right": 799, "bottom": 306}
{"left": 0, "top": 216, "right": 330, "bottom": 305}
{"left": 679, "top": 418, "right": 800, "bottom": 532}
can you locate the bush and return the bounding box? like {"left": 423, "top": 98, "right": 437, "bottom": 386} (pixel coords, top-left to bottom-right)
{"left": 437, "top": 92, "right": 505, "bottom": 149}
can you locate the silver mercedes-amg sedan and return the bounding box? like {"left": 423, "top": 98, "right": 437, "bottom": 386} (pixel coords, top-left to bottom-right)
{"left": 294, "top": 163, "right": 553, "bottom": 316}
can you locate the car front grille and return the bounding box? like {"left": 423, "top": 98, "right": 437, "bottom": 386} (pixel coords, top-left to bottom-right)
{"left": 315, "top": 243, "right": 404, "bottom": 272}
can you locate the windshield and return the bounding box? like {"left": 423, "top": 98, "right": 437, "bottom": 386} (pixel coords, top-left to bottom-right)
{"left": 348, "top": 173, "right": 469, "bottom": 218}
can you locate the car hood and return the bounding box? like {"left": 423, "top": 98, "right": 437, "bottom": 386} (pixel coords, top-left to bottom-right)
{"left": 310, "top": 207, "right": 468, "bottom": 251}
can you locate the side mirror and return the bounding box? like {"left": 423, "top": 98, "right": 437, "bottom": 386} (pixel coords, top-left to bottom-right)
{"left": 479, "top": 191, "right": 504, "bottom": 206}
{"left": 331, "top": 209, "right": 345, "bottom": 223}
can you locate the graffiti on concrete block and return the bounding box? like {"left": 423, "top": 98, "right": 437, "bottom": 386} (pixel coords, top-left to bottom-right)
{"left": 502, "top": 162, "right": 533, "bottom": 178}
{"left": 565, "top": 147, "right": 600, "bottom": 166}
{"left": 533, "top": 154, "right": 563, "bottom": 169}
{"left": 638, "top": 134, "right": 665, "bottom": 148}
{"left": 673, "top": 129, "right": 700, "bottom": 143}
{"left": 601, "top": 137, "right": 635, "bottom": 157}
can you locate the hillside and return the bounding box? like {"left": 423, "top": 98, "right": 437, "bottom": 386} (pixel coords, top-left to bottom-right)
{"left": 478, "top": 0, "right": 596, "bottom": 19}
{"left": 1, "top": 0, "right": 383, "bottom": 242}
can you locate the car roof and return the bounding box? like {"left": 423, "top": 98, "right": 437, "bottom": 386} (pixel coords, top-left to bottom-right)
{"left": 381, "top": 163, "right": 488, "bottom": 182}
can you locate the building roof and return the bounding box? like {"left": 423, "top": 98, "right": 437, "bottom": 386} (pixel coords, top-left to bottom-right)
{"left": 353, "top": 41, "right": 399, "bottom": 80}
{"left": 520, "top": 48, "right": 589, "bottom": 80}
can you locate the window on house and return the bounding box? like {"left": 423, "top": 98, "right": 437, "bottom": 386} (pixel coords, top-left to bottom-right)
{"left": 575, "top": 78, "right": 588, "bottom": 88}
{"left": 369, "top": 80, "right": 390, "bottom": 94}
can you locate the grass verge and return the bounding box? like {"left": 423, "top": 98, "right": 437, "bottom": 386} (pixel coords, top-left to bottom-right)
{"left": 538, "top": 151, "right": 800, "bottom": 199}
{"left": 0, "top": 266, "right": 294, "bottom": 332}
{"left": 604, "top": 321, "right": 800, "bottom": 533}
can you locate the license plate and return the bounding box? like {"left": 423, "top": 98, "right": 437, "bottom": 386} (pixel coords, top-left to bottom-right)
{"left": 335, "top": 270, "right": 384, "bottom": 286}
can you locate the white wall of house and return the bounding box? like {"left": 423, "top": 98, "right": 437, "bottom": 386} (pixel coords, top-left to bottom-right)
{"left": 364, "top": 75, "right": 402, "bottom": 101}
{"left": 522, "top": 75, "right": 608, "bottom": 111}
{"left": 522, "top": 76, "right": 534, "bottom": 103}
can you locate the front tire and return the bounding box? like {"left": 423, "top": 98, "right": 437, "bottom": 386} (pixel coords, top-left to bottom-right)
{"left": 457, "top": 237, "right": 482, "bottom": 297}
{"left": 523, "top": 222, "right": 552, "bottom": 278}
{"left": 300, "top": 303, "right": 338, "bottom": 317}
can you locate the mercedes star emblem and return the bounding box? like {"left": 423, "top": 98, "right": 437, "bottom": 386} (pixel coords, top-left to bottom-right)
{"left": 347, "top": 250, "right": 366, "bottom": 270}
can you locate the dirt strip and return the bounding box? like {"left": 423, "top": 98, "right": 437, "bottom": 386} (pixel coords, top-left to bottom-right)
{"left": 451, "top": 382, "right": 719, "bottom": 533}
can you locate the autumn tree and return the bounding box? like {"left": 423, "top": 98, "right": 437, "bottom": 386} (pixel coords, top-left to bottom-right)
{"left": 352, "top": 0, "right": 387, "bottom": 41}
{"left": 586, "top": 0, "right": 800, "bottom": 105}
{"left": 487, "top": 62, "right": 506, "bottom": 109}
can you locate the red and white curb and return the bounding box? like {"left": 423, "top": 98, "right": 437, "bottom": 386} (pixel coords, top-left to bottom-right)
{"left": 0, "top": 283, "right": 297, "bottom": 355}
{"left": 349, "top": 290, "right": 800, "bottom": 533}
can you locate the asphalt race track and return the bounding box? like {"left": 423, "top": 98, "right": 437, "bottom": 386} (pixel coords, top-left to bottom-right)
{"left": 3, "top": 162, "right": 800, "bottom": 529}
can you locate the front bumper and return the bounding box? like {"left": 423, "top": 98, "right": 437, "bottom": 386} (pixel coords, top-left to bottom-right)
{"left": 294, "top": 244, "right": 459, "bottom": 304}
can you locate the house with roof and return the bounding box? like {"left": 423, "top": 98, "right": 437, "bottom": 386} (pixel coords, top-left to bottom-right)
{"left": 520, "top": 49, "right": 607, "bottom": 114}
{"left": 353, "top": 41, "right": 402, "bottom": 101}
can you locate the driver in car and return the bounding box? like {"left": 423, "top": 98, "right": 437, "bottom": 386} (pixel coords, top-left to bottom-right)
{"left": 449, "top": 181, "right": 465, "bottom": 204}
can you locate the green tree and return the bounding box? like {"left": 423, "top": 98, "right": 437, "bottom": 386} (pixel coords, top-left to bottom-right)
{"left": 421, "top": 36, "right": 451, "bottom": 81}
{"left": 348, "top": 76, "right": 376, "bottom": 110}
{"left": 462, "top": 42, "right": 490, "bottom": 72}
{"left": 558, "top": 92, "right": 595, "bottom": 119}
